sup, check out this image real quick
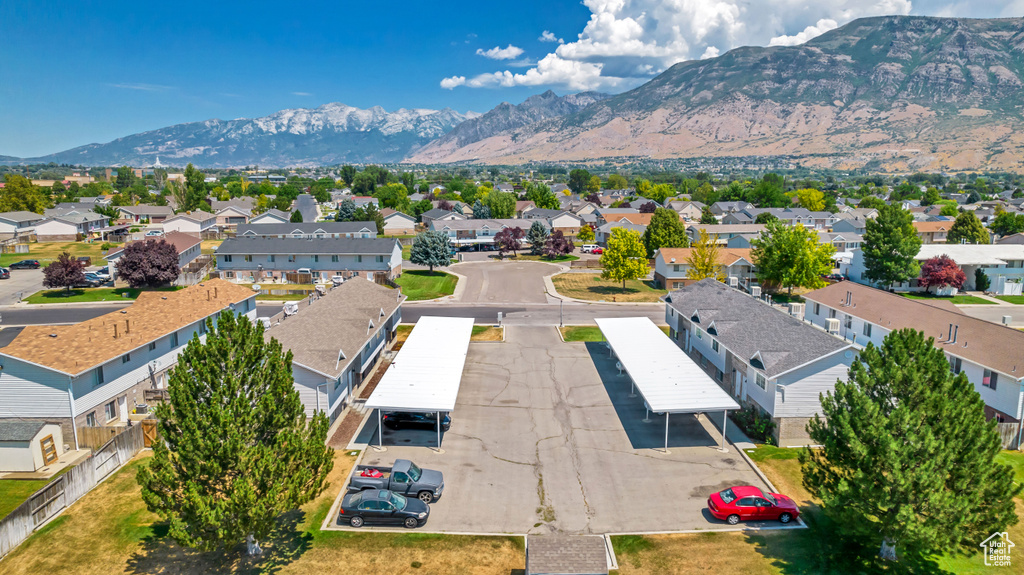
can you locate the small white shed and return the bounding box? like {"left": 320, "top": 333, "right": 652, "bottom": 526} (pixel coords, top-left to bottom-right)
{"left": 0, "top": 420, "right": 64, "bottom": 472}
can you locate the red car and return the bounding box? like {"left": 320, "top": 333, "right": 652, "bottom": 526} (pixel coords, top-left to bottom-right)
{"left": 707, "top": 485, "right": 799, "bottom": 525}
{"left": 592, "top": 247, "right": 603, "bottom": 254}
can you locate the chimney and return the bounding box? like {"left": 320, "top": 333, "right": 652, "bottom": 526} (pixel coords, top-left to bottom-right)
{"left": 125, "top": 319, "right": 130, "bottom": 334}
{"left": 951, "top": 325, "right": 958, "bottom": 345}
{"left": 113, "top": 324, "right": 119, "bottom": 338}
{"left": 214, "top": 286, "right": 218, "bottom": 299}
{"left": 207, "top": 290, "right": 211, "bottom": 301}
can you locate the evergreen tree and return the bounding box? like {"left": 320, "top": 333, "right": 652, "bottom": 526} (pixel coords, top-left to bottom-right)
{"left": 290, "top": 210, "right": 303, "bottom": 223}
{"left": 685, "top": 229, "right": 724, "bottom": 281}
{"left": 750, "top": 221, "right": 835, "bottom": 295}
{"left": 947, "top": 211, "right": 990, "bottom": 245}
{"left": 183, "top": 163, "right": 206, "bottom": 212}
{"left": 600, "top": 227, "right": 649, "bottom": 290}
{"left": 409, "top": 230, "right": 451, "bottom": 273}
{"left": 974, "top": 268, "right": 991, "bottom": 292}
{"left": 335, "top": 198, "right": 356, "bottom": 222}
{"left": 802, "top": 329, "right": 1020, "bottom": 562}
{"left": 472, "top": 199, "right": 491, "bottom": 220}
{"left": 526, "top": 220, "right": 549, "bottom": 255}
{"left": 862, "top": 204, "right": 922, "bottom": 289}
{"left": 642, "top": 207, "right": 688, "bottom": 258}
{"left": 699, "top": 207, "right": 717, "bottom": 224}
{"left": 137, "top": 311, "right": 333, "bottom": 555}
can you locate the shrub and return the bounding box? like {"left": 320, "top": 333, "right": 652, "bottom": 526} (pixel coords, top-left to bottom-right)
{"left": 101, "top": 242, "right": 114, "bottom": 251}
{"left": 731, "top": 405, "right": 776, "bottom": 444}
{"left": 974, "top": 268, "right": 991, "bottom": 292}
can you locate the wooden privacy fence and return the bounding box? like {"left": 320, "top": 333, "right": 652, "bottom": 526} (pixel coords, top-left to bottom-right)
{"left": 996, "top": 422, "right": 1021, "bottom": 450}
{"left": 76, "top": 425, "right": 124, "bottom": 451}
{"left": 0, "top": 424, "right": 146, "bottom": 558}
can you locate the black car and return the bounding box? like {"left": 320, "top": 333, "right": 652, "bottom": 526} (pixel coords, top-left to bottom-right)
{"left": 383, "top": 411, "right": 451, "bottom": 432}
{"left": 0, "top": 267, "right": 9, "bottom": 279}
{"left": 338, "top": 489, "right": 429, "bottom": 528}
{"left": 9, "top": 260, "right": 40, "bottom": 269}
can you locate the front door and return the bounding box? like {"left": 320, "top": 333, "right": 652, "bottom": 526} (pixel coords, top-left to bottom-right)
{"left": 118, "top": 395, "right": 128, "bottom": 423}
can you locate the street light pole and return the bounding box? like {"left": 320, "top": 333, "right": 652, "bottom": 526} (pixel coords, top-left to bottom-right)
{"left": 559, "top": 299, "right": 563, "bottom": 327}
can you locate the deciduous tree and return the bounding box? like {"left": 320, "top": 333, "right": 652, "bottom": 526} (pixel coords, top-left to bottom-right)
{"left": 42, "top": 251, "right": 86, "bottom": 292}
{"left": 543, "top": 230, "right": 574, "bottom": 259}
{"left": 117, "top": 239, "right": 182, "bottom": 288}
{"left": 751, "top": 221, "right": 835, "bottom": 294}
{"left": 409, "top": 230, "right": 451, "bottom": 273}
{"left": 947, "top": 210, "right": 990, "bottom": 245}
{"left": 587, "top": 176, "right": 601, "bottom": 194}
{"left": 568, "top": 169, "right": 591, "bottom": 195}
{"left": 183, "top": 163, "right": 206, "bottom": 212}
{"left": 485, "top": 189, "right": 516, "bottom": 219}
{"left": 642, "top": 208, "right": 688, "bottom": 258}
{"left": 138, "top": 311, "right": 333, "bottom": 556}
{"left": 577, "top": 224, "right": 595, "bottom": 243}
{"left": 525, "top": 183, "right": 559, "bottom": 210}
{"left": 606, "top": 174, "right": 628, "bottom": 190}
{"left": 754, "top": 212, "right": 778, "bottom": 224}
{"left": 116, "top": 166, "right": 136, "bottom": 191}
{"left": 918, "top": 255, "right": 965, "bottom": 294}
{"left": 802, "top": 329, "right": 1020, "bottom": 563}
{"left": 685, "top": 229, "right": 725, "bottom": 281}
{"left": 789, "top": 188, "right": 825, "bottom": 211}
{"left": 862, "top": 204, "right": 922, "bottom": 290}
{"left": 339, "top": 165, "right": 356, "bottom": 186}
{"left": 494, "top": 226, "right": 525, "bottom": 257}
{"left": 600, "top": 227, "right": 649, "bottom": 290}
{"left": 0, "top": 175, "right": 49, "bottom": 213}
{"left": 638, "top": 201, "right": 657, "bottom": 213}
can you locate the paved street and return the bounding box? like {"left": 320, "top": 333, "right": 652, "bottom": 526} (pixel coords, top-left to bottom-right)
{"left": 453, "top": 261, "right": 561, "bottom": 304}
{"left": 342, "top": 326, "right": 771, "bottom": 535}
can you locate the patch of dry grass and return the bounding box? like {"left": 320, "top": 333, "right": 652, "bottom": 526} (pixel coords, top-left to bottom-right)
{"left": 551, "top": 273, "right": 666, "bottom": 303}
{"left": 1, "top": 449, "right": 523, "bottom": 575}
{"left": 470, "top": 325, "right": 503, "bottom": 342}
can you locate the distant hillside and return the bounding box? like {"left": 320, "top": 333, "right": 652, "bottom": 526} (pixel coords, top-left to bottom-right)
{"left": 5, "top": 104, "right": 479, "bottom": 168}
{"left": 408, "top": 90, "right": 610, "bottom": 163}
{"left": 411, "top": 16, "right": 1024, "bottom": 172}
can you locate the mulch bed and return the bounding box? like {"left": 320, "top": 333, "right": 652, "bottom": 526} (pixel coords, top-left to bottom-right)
{"left": 328, "top": 410, "right": 366, "bottom": 449}
{"left": 358, "top": 360, "right": 391, "bottom": 400}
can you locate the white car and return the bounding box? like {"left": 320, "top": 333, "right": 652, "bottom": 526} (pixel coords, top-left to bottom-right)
{"left": 580, "top": 244, "right": 598, "bottom": 254}
{"left": 145, "top": 230, "right": 164, "bottom": 237}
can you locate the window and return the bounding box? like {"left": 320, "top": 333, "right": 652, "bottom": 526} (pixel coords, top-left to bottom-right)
{"left": 122, "top": 353, "right": 130, "bottom": 364}
{"left": 148, "top": 342, "right": 156, "bottom": 351}
{"left": 844, "top": 315, "right": 852, "bottom": 330}
{"left": 199, "top": 322, "right": 207, "bottom": 335}
{"left": 171, "top": 332, "right": 178, "bottom": 347}
{"left": 673, "top": 264, "right": 681, "bottom": 272}
{"left": 755, "top": 372, "right": 766, "bottom": 390}
{"left": 226, "top": 271, "right": 234, "bottom": 278}
{"left": 376, "top": 255, "right": 384, "bottom": 263}
{"left": 813, "top": 303, "right": 820, "bottom": 316}
{"left": 356, "top": 255, "right": 363, "bottom": 263}
{"left": 223, "top": 255, "right": 232, "bottom": 262}
{"left": 331, "top": 255, "right": 339, "bottom": 263}
{"left": 829, "top": 308, "right": 837, "bottom": 319}
{"left": 86, "top": 412, "right": 96, "bottom": 427}
{"left": 268, "top": 255, "right": 275, "bottom": 262}
{"left": 104, "top": 401, "right": 117, "bottom": 421}
{"left": 983, "top": 369, "right": 998, "bottom": 390}
{"left": 94, "top": 366, "right": 104, "bottom": 385}
{"left": 863, "top": 323, "right": 872, "bottom": 337}
{"left": 244, "top": 255, "right": 253, "bottom": 262}
{"left": 696, "top": 327, "right": 703, "bottom": 340}
{"left": 716, "top": 368, "right": 723, "bottom": 382}
{"left": 950, "top": 356, "right": 962, "bottom": 374}
{"left": 712, "top": 339, "right": 720, "bottom": 353}
{"left": 288, "top": 255, "right": 296, "bottom": 263}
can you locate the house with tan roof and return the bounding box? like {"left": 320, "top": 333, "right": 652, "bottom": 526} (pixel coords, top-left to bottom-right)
{"left": 686, "top": 224, "right": 767, "bottom": 246}
{"left": 104, "top": 231, "right": 203, "bottom": 284}
{"left": 380, "top": 208, "right": 416, "bottom": 235}
{"left": 264, "top": 278, "right": 405, "bottom": 422}
{"left": 803, "top": 281, "right": 1024, "bottom": 446}
{"left": 912, "top": 220, "right": 951, "bottom": 244}
{"left": 653, "top": 248, "right": 756, "bottom": 289}
{"left": 0, "top": 280, "right": 257, "bottom": 449}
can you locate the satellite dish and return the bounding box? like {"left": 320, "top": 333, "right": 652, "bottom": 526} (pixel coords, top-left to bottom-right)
{"left": 251, "top": 284, "right": 261, "bottom": 291}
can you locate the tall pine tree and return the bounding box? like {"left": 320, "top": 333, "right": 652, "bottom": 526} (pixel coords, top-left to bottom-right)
{"left": 137, "top": 311, "right": 333, "bottom": 555}
{"left": 802, "top": 329, "right": 1020, "bottom": 563}
{"left": 527, "top": 220, "right": 549, "bottom": 255}
{"left": 409, "top": 230, "right": 451, "bottom": 273}
{"left": 861, "top": 204, "right": 922, "bottom": 290}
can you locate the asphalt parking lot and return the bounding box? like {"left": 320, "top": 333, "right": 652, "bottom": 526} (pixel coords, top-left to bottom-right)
{"left": 340, "top": 325, "right": 774, "bottom": 535}
{"left": 0, "top": 268, "right": 44, "bottom": 304}
{"left": 452, "top": 261, "right": 561, "bottom": 304}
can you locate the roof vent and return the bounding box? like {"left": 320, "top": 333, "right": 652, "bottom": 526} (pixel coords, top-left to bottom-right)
{"left": 162, "top": 296, "right": 167, "bottom": 300}
{"left": 49, "top": 333, "right": 57, "bottom": 338}
{"left": 121, "top": 310, "right": 128, "bottom": 314}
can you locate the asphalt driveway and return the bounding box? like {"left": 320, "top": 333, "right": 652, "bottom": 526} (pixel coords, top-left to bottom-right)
{"left": 0, "top": 268, "right": 44, "bottom": 304}
{"left": 452, "top": 261, "right": 561, "bottom": 304}
{"left": 344, "top": 325, "right": 774, "bottom": 535}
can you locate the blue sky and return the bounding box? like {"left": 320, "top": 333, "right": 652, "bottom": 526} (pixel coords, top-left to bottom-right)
{"left": 1, "top": 0, "right": 1019, "bottom": 157}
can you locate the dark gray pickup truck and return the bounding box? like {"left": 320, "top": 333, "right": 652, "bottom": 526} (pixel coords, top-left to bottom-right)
{"left": 347, "top": 459, "right": 445, "bottom": 503}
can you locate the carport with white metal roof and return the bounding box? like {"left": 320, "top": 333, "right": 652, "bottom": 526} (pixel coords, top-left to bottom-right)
{"left": 364, "top": 316, "right": 474, "bottom": 450}
{"left": 595, "top": 316, "right": 740, "bottom": 452}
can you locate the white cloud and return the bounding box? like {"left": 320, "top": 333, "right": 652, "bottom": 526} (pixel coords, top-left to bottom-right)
{"left": 539, "top": 30, "right": 564, "bottom": 43}
{"left": 108, "top": 83, "right": 173, "bottom": 92}
{"left": 291, "top": 91, "right": 312, "bottom": 96}
{"left": 476, "top": 44, "right": 525, "bottom": 60}
{"left": 439, "top": 0, "right": 942, "bottom": 91}
{"left": 769, "top": 19, "right": 839, "bottom": 46}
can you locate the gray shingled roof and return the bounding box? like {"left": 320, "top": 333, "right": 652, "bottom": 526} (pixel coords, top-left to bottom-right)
{"left": 666, "top": 279, "right": 850, "bottom": 378}
{"left": 0, "top": 211, "right": 44, "bottom": 223}
{"left": 266, "top": 278, "right": 405, "bottom": 378}
{"left": 118, "top": 205, "right": 174, "bottom": 216}
{"left": 0, "top": 420, "right": 46, "bottom": 442}
{"left": 217, "top": 236, "right": 399, "bottom": 255}
{"left": 237, "top": 222, "right": 375, "bottom": 236}
{"left": 527, "top": 535, "right": 608, "bottom": 575}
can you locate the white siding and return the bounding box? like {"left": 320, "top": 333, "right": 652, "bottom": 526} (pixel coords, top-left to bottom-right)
{"left": 35, "top": 220, "right": 79, "bottom": 237}
{"left": 292, "top": 367, "right": 324, "bottom": 421}
{"left": 0, "top": 359, "right": 72, "bottom": 418}
{"left": 773, "top": 359, "right": 851, "bottom": 418}
{"left": 744, "top": 365, "right": 776, "bottom": 414}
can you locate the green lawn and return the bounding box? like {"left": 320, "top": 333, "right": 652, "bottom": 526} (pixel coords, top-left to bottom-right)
{"left": 394, "top": 270, "right": 457, "bottom": 300}
{"left": 560, "top": 325, "right": 669, "bottom": 342}
{"left": 901, "top": 293, "right": 993, "bottom": 305}
{"left": 511, "top": 254, "right": 580, "bottom": 262}
{"left": 24, "top": 286, "right": 181, "bottom": 304}
{"left": 0, "top": 479, "right": 50, "bottom": 519}
{"left": 0, "top": 241, "right": 117, "bottom": 267}
{"left": 401, "top": 245, "right": 411, "bottom": 261}
{"left": 995, "top": 295, "right": 1024, "bottom": 305}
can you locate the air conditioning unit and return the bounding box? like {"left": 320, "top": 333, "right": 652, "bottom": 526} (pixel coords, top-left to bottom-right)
{"left": 826, "top": 318, "right": 840, "bottom": 334}
{"left": 789, "top": 303, "right": 805, "bottom": 319}
{"left": 727, "top": 276, "right": 738, "bottom": 287}
{"left": 750, "top": 286, "right": 761, "bottom": 298}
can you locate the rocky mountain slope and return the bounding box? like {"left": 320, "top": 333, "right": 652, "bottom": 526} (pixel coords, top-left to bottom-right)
{"left": 407, "top": 16, "right": 1024, "bottom": 171}
{"left": 411, "top": 90, "right": 609, "bottom": 163}
{"left": 10, "top": 104, "right": 479, "bottom": 168}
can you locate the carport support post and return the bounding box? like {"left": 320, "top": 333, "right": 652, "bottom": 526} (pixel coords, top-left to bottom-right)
{"left": 436, "top": 411, "right": 441, "bottom": 449}
{"left": 664, "top": 412, "right": 670, "bottom": 453}
{"left": 720, "top": 411, "right": 728, "bottom": 452}
{"left": 377, "top": 409, "right": 383, "bottom": 448}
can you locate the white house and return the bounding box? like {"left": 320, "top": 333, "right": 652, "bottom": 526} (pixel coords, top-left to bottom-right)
{"left": 664, "top": 279, "right": 855, "bottom": 446}
{"left": 844, "top": 244, "right": 1024, "bottom": 294}
{"left": 380, "top": 209, "right": 417, "bottom": 235}
{"left": 162, "top": 210, "right": 217, "bottom": 234}
{"left": 803, "top": 281, "right": 1024, "bottom": 447}
{"left": 0, "top": 211, "right": 45, "bottom": 239}
{"left": 35, "top": 212, "right": 109, "bottom": 242}
{"left": 249, "top": 209, "right": 291, "bottom": 224}
{"left": 653, "top": 248, "right": 756, "bottom": 289}
{"left": 0, "top": 280, "right": 257, "bottom": 450}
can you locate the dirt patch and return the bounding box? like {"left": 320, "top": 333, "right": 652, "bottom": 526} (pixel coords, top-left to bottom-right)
{"left": 357, "top": 360, "right": 390, "bottom": 400}
{"left": 688, "top": 480, "right": 737, "bottom": 499}
{"left": 327, "top": 411, "right": 367, "bottom": 450}
{"left": 470, "top": 326, "right": 503, "bottom": 342}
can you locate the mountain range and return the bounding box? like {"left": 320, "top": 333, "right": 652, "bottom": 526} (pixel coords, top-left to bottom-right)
{"left": 5, "top": 16, "right": 1024, "bottom": 171}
